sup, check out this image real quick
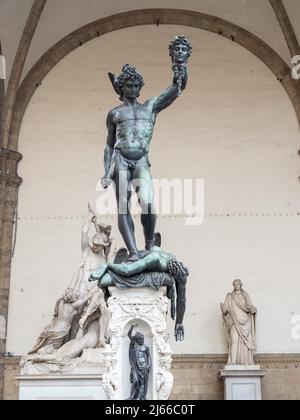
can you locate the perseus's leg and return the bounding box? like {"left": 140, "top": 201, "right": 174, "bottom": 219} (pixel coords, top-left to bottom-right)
{"left": 113, "top": 169, "right": 138, "bottom": 258}
{"left": 133, "top": 163, "right": 156, "bottom": 250}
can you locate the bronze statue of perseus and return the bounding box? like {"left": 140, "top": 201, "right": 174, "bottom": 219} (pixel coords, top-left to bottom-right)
{"left": 102, "top": 36, "right": 192, "bottom": 261}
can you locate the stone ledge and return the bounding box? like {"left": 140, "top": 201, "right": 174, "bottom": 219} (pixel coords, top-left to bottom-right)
{"left": 17, "top": 374, "right": 103, "bottom": 381}
{"left": 2, "top": 354, "right": 300, "bottom": 369}
{"left": 0, "top": 356, "right": 21, "bottom": 367}
{"left": 172, "top": 354, "right": 300, "bottom": 369}
{"left": 219, "top": 368, "right": 266, "bottom": 378}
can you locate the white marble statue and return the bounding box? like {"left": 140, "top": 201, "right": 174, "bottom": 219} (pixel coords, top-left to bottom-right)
{"left": 24, "top": 319, "right": 102, "bottom": 365}
{"left": 70, "top": 203, "right": 116, "bottom": 294}
{"left": 28, "top": 287, "right": 96, "bottom": 355}
{"left": 220, "top": 279, "right": 257, "bottom": 365}
{"left": 25, "top": 208, "right": 114, "bottom": 365}
{"left": 22, "top": 284, "right": 110, "bottom": 374}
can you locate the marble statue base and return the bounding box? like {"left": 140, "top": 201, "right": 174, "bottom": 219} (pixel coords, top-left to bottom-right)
{"left": 103, "top": 287, "right": 174, "bottom": 400}
{"left": 17, "top": 349, "right": 106, "bottom": 400}
{"left": 219, "top": 365, "right": 266, "bottom": 400}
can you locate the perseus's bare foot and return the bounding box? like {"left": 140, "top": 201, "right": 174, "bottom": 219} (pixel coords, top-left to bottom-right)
{"left": 127, "top": 252, "right": 139, "bottom": 262}
{"left": 145, "top": 232, "right": 161, "bottom": 251}
{"left": 145, "top": 239, "right": 155, "bottom": 251}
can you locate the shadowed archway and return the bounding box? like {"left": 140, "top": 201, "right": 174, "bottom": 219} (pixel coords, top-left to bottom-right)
{"left": 8, "top": 8, "right": 300, "bottom": 151}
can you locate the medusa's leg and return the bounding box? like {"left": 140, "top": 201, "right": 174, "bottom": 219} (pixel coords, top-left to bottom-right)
{"left": 90, "top": 264, "right": 108, "bottom": 282}
{"left": 98, "top": 272, "right": 115, "bottom": 288}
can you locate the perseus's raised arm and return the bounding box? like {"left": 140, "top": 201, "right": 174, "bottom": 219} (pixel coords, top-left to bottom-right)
{"left": 150, "top": 67, "right": 188, "bottom": 114}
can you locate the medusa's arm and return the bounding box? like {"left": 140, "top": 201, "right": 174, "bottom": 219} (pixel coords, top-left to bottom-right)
{"left": 174, "top": 276, "right": 187, "bottom": 342}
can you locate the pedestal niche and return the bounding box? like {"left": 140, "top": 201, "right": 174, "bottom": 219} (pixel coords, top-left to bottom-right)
{"left": 102, "top": 287, "right": 174, "bottom": 400}
{"left": 219, "top": 365, "right": 266, "bottom": 400}
{"left": 17, "top": 349, "right": 106, "bottom": 400}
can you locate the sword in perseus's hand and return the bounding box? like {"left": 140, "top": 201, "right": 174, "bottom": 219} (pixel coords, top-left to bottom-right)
{"left": 101, "top": 158, "right": 116, "bottom": 189}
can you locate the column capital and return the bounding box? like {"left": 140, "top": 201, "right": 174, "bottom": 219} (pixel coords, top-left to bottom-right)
{"left": 0, "top": 148, "right": 23, "bottom": 185}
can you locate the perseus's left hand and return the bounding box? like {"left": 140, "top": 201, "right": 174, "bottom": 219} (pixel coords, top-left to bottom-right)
{"left": 175, "top": 323, "right": 184, "bottom": 341}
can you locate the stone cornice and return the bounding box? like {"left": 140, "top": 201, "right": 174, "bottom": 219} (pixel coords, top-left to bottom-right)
{"left": 2, "top": 354, "right": 300, "bottom": 370}
{"left": 0, "top": 356, "right": 21, "bottom": 368}
{"left": 172, "top": 354, "right": 300, "bottom": 369}
{"left": 0, "top": 148, "right": 22, "bottom": 162}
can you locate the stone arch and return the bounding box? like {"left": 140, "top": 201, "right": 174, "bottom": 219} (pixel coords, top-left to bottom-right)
{"left": 9, "top": 8, "right": 300, "bottom": 151}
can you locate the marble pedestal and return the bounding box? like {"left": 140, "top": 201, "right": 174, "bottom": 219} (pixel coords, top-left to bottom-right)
{"left": 17, "top": 349, "right": 106, "bottom": 400}
{"left": 103, "top": 287, "right": 174, "bottom": 400}
{"left": 219, "top": 365, "right": 266, "bottom": 400}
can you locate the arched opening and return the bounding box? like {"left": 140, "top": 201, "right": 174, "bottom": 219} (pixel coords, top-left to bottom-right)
{"left": 7, "top": 24, "right": 300, "bottom": 357}
{"left": 9, "top": 9, "right": 300, "bottom": 152}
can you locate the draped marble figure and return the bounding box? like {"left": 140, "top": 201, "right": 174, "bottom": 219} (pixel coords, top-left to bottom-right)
{"left": 28, "top": 287, "right": 96, "bottom": 355}
{"left": 220, "top": 279, "right": 257, "bottom": 365}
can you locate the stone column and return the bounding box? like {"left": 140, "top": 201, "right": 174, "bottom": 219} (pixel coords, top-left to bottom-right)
{"left": 0, "top": 149, "right": 22, "bottom": 355}
{"left": 0, "top": 40, "right": 4, "bottom": 148}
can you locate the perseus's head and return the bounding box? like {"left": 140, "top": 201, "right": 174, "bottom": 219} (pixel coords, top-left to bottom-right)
{"left": 115, "top": 65, "right": 145, "bottom": 101}
{"left": 169, "top": 36, "right": 192, "bottom": 64}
